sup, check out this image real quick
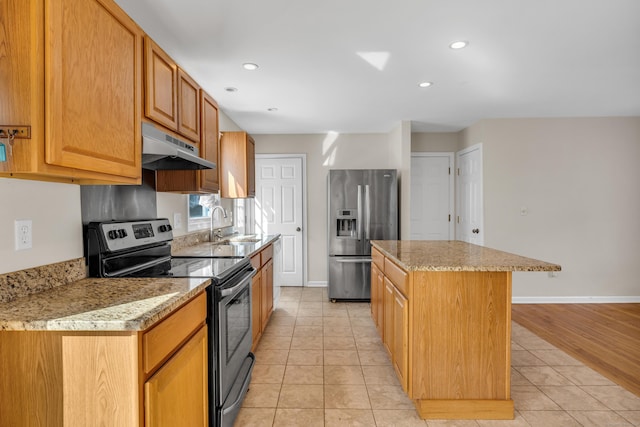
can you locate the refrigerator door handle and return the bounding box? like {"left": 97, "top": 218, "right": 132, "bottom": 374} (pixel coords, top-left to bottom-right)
{"left": 334, "top": 258, "right": 372, "bottom": 263}
{"left": 364, "top": 184, "right": 371, "bottom": 240}
{"left": 357, "top": 185, "right": 363, "bottom": 240}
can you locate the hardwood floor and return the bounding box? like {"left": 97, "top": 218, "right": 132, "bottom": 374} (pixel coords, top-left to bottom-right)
{"left": 512, "top": 303, "right": 640, "bottom": 397}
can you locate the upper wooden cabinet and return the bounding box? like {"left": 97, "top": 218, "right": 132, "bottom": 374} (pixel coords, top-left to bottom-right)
{"left": 178, "top": 69, "right": 201, "bottom": 142}
{"left": 0, "top": 0, "right": 143, "bottom": 184}
{"left": 220, "top": 131, "right": 256, "bottom": 198}
{"left": 144, "top": 36, "right": 200, "bottom": 143}
{"left": 155, "top": 90, "right": 220, "bottom": 193}
{"left": 144, "top": 36, "right": 178, "bottom": 131}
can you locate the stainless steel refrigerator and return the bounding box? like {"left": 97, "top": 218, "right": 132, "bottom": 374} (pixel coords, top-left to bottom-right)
{"left": 328, "top": 169, "right": 398, "bottom": 301}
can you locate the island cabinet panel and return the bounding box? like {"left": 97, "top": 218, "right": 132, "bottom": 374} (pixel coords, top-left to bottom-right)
{"left": 371, "top": 248, "right": 514, "bottom": 420}
{"left": 411, "top": 271, "right": 511, "bottom": 400}
{"left": 370, "top": 261, "right": 384, "bottom": 334}
{"left": 0, "top": 0, "right": 143, "bottom": 184}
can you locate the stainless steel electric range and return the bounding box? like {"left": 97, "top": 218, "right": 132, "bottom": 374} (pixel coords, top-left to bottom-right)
{"left": 85, "top": 218, "right": 255, "bottom": 427}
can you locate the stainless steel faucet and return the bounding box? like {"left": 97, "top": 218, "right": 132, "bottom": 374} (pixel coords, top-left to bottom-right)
{"left": 210, "top": 205, "right": 228, "bottom": 242}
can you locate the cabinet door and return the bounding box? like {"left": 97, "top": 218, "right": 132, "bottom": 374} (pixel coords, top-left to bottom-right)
{"left": 261, "top": 259, "right": 273, "bottom": 330}
{"left": 144, "top": 36, "right": 178, "bottom": 131}
{"left": 393, "top": 289, "right": 409, "bottom": 392}
{"left": 251, "top": 272, "right": 262, "bottom": 348}
{"left": 371, "top": 264, "right": 385, "bottom": 336}
{"left": 45, "top": 0, "right": 142, "bottom": 178}
{"left": 221, "top": 131, "right": 254, "bottom": 198}
{"left": 383, "top": 278, "right": 394, "bottom": 356}
{"left": 177, "top": 68, "right": 200, "bottom": 142}
{"left": 371, "top": 263, "right": 380, "bottom": 328}
{"left": 200, "top": 91, "right": 220, "bottom": 192}
{"left": 246, "top": 135, "right": 256, "bottom": 197}
{"left": 145, "top": 326, "right": 208, "bottom": 427}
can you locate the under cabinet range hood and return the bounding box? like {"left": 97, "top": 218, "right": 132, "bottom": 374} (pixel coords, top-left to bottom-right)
{"left": 141, "top": 122, "right": 215, "bottom": 170}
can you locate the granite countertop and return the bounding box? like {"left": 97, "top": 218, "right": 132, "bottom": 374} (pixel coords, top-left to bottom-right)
{"left": 0, "top": 233, "right": 280, "bottom": 333}
{"left": 0, "top": 276, "right": 210, "bottom": 331}
{"left": 372, "top": 240, "right": 561, "bottom": 272}
{"left": 172, "top": 234, "right": 280, "bottom": 258}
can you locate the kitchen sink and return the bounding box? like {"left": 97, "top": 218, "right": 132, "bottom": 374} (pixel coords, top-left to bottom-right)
{"left": 213, "top": 236, "right": 262, "bottom": 246}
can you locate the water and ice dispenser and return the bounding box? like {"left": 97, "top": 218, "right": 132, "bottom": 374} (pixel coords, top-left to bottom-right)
{"left": 336, "top": 209, "right": 358, "bottom": 238}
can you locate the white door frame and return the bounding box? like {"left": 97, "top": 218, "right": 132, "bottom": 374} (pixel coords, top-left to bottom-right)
{"left": 410, "top": 152, "right": 455, "bottom": 239}
{"left": 455, "top": 143, "right": 484, "bottom": 245}
{"left": 255, "top": 153, "right": 308, "bottom": 286}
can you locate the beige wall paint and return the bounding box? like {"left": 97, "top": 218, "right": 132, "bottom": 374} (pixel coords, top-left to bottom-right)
{"left": 0, "top": 179, "right": 83, "bottom": 274}
{"left": 253, "top": 133, "right": 398, "bottom": 283}
{"left": 412, "top": 132, "right": 460, "bottom": 152}
{"left": 461, "top": 117, "right": 640, "bottom": 299}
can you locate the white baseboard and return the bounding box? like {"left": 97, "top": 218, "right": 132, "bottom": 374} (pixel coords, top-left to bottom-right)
{"left": 513, "top": 296, "right": 640, "bottom": 304}
{"left": 306, "top": 281, "right": 328, "bottom": 288}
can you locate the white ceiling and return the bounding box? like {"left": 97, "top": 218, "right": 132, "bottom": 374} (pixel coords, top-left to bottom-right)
{"left": 114, "top": 0, "right": 640, "bottom": 134}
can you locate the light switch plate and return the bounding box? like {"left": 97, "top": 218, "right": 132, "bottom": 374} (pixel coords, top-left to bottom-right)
{"left": 173, "top": 213, "right": 182, "bottom": 230}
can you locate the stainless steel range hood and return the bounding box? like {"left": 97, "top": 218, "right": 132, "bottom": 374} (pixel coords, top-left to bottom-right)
{"left": 141, "top": 122, "right": 215, "bottom": 170}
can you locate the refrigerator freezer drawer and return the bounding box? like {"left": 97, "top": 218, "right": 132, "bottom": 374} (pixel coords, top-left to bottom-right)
{"left": 328, "top": 257, "right": 372, "bottom": 301}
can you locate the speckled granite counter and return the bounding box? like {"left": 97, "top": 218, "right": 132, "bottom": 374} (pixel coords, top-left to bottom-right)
{"left": 371, "top": 240, "right": 561, "bottom": 272}
{"left": 173, "top": 234, "right": 280, "bottom": 258}
{"left": 0, "top": 276, "right": 210, "bottom": 331}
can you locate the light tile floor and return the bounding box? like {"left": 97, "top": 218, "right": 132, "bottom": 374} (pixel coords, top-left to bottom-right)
{"left": 235, "top": 287, "right": 640, "bottom": 427}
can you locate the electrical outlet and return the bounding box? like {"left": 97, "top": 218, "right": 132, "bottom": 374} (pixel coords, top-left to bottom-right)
{"left": 15, "top": 220, "right": 32, "bottom": 251}
{"left": 173, "top": 213, "right": 182, "bottom": 230}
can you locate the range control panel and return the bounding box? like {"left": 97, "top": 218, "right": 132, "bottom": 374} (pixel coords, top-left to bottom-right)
{"left": 99, "top": 219, "right": 173, "bottom": 252}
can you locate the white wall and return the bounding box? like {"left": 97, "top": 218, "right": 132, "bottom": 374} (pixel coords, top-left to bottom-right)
{"left": 461, "top": 117, "right": 640, "bottom": 300}
{"left": 0, "top": 179, "right": 83, "bottom": 274}
{"left": 253, "top": 132, "right": 398, "bottom": 283}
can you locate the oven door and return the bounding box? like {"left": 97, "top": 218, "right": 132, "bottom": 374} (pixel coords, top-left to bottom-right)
{"left": 216, "top": 268, "right": 255, "bottom": 427}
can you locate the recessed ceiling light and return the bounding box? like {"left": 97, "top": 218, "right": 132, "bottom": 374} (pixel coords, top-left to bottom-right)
{"left": 224, "top": 87, "right": 238, "bottom": 92}
{"left": 449, "top": 41, "right": 468, "bottom": 49}
{"left": 267, "top": 107, "right": 278, "bottom": 112}
{"left": 418, "top": 82, "right": 433, "bottom": 88}
{"left": 243, "top": 62, "right": 259, "bottom": 70}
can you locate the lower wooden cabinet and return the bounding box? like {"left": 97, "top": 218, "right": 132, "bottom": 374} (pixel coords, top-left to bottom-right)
{"left": 145, "top": 325, "right": 208, "bottom": 427}
{"left": 0, "top": 291, "right": 208, "bottom": 426}
{"left": 251, "top": 268, "right": 262, "bottom": 345}
{"left": 250, "top": 243, "right": 274, "bottom": 351}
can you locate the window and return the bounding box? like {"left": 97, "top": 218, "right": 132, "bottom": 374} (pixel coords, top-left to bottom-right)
{"left": 188, "top": 194, "right": 235, "bottom": 232}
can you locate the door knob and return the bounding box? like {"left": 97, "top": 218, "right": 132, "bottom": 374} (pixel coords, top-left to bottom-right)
{"left": 296, "top": 227, "right": 301, "bottom": 232}
{"left": 472, "top": 228, "right": 479, "bottom": 234}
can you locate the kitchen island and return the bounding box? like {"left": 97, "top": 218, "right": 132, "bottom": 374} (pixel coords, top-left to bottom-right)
{"left": 370, "top": 240, "right": 560, "bottom": 420}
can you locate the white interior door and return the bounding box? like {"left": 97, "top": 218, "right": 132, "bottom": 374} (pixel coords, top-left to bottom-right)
{"left": 255, "top": 155, "right": 304, "bottom": 286}
{"left": 410, "top": 153, "right": 454, "bottom": 240}
{"left": 456, "top": 144, "right": 483, "bottom": 245}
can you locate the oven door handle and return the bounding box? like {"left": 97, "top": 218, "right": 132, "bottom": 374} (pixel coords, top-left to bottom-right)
{"left": 102, "top": 255, "right": 172, "bottom": 277}
{"left": 219, "top": 271, "right": 254, "bottom": 297}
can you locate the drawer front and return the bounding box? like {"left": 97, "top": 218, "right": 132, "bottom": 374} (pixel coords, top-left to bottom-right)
{"left": 250, "top": 253, "right": 261, "bottom": 270}
{"left": 372, "top": 247, "right": 384, "bottom": 270}
{"left": 384, "top": 258, "right": 409, "bottom": 297}
{"left": 261, "top": 244, "right": 273, "bottom": 266}
{"left": 143, "top": 292, "right": 207, "bottom": 376}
